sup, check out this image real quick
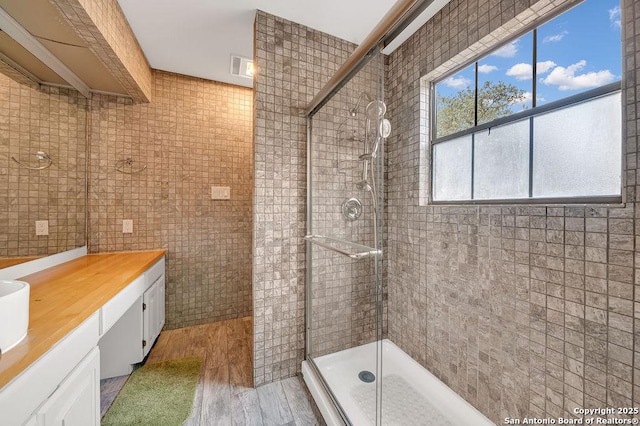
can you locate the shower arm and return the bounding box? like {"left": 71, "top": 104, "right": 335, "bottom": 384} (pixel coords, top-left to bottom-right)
{"left": 350, "top": 92, "right": 373, "bottom": 117}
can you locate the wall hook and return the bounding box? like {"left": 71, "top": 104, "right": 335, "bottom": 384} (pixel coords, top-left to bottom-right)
{"left": 11, "top": 151, "right": 53, "bottom": 170}
{"left": 115, "top": 158, "right": 147, "bottom": 174}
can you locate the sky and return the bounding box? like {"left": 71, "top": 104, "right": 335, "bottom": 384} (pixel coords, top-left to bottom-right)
{"left": 436, "top": 0, "right": 622, "bottom": 110}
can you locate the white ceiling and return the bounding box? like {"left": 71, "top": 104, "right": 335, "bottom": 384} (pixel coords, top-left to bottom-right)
{"left": 117, "top": 0, "right": 450, "bottom": 89}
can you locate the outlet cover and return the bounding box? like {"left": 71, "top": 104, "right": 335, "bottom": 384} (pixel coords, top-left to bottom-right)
{"left": 35, "top": 220, "right": 48, "bottom": 236}
{"left": 122, "top": 219, "right": 133, "bottom": 234}
{"left": 211, "top": 186, "right": 230, "bottom": 200}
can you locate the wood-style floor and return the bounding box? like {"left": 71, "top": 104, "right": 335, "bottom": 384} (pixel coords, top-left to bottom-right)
{"left": 100, "top": 317, "right": 325, "bottom": 426}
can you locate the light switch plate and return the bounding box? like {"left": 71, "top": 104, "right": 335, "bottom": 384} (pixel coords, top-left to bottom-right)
{"left": 211, "top": 186, "right": 230, "bottom": 200}
{"left": 122, "top": 219, "right": 133, "bottom": 234}
{"left": 35, "top": 220, "right": 48, "bottom": 236}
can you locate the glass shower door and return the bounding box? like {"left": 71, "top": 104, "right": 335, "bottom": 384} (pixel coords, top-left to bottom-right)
{"left": 305, "top": 50, "right": 386, "bottom": 425}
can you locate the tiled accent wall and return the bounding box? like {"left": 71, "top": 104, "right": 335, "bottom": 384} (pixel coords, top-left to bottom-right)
{"left": 386, "top": 0, "right": 638, "bottom": 423}
{"left": 253, "top": 11, "right": 361, "bottom": 385}
{"left": 0, "top": 74, "right": 87, "bottom": 259}
{"left": 51, "top": 0, "right": 153, "bottom": 102}
{"left": 89, "top": 70, "right": 253, "bottom": 329}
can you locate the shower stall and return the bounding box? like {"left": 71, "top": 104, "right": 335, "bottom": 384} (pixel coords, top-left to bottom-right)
{"left": 301, "top": 2, "right": 495, "bottom": 425}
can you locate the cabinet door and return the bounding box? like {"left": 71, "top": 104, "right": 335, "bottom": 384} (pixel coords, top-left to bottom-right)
{"left": 37, "top": 347, "right": 100, "bottom": 426}
{"left": 143, "top": 274, "right": 164, "bottom": 357}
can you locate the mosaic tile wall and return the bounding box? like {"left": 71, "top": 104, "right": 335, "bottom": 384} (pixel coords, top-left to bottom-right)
{"left": 89, "top": 70, "right": 253, "bottom": 329}
{"left": 51, "top": 0, "right": 153, "bottom": 102}
{"left": 0, "top": 74, "right": 87, "bottom": 260}
{"left": 253, "top": 10, "right": 370, "bottom": 385}
{"left": 386, "top": 0, "right": 638, "bottom": 423}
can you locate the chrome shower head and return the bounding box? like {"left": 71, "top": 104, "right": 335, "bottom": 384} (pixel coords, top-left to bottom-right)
{"left": 356, "top": 180, "right": 372, "bottom": 191}
{"left": 365, "top": 100, "right": 387, "bottom": 120}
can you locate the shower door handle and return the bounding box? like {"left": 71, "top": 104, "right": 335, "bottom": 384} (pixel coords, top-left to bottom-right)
{"left": 304, "top": 235, "right": 381, "bottom": 259}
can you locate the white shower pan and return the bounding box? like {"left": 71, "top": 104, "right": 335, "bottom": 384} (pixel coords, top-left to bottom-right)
{"left": 302, "top": 339, "right": 495, "bottom": 425}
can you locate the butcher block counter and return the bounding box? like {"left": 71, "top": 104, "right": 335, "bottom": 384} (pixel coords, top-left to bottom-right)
{"left": 0, "top": 250, "right": 166, "bottom": 390}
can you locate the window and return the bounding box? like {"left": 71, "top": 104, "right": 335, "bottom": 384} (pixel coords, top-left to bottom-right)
{"left": 431, "top": 0, "right": 622, "bottom": 203}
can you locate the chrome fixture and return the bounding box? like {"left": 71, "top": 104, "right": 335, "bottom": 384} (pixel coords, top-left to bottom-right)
{"left": 342, "top": 197, "right": 363, "bottom": 221}
{"left": 11, "top": 151, "right": 53, "bottom": 170}
{"left": 357, "top": 98, "right": 390, "bottom": 197}
{"left": 114, "top": 158, "right": 147, "bottom": 174}
{"left": 350, "top": 92, "right": 373, "bottom": 117}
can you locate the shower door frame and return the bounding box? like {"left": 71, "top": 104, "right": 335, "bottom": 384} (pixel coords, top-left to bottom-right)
{"left": 304, "top": 113, "right": 355, "bottom": 426}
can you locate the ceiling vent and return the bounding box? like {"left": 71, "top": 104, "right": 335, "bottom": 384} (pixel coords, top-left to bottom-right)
{"left": 230, "top": 55, "right": 253, "bottom": 79}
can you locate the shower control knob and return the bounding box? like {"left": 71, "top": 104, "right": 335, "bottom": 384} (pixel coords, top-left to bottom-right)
{"left": 342, "top": 197, "right": 363, "bottom": 221}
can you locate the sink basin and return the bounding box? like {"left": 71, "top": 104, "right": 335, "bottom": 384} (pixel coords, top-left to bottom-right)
{"left": 0, "top": 280, "right": 30, "bottom": 353}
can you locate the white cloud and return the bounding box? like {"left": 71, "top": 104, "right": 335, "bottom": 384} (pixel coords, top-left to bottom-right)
{"left": 537, "top": 61, "right": 557, "bottom": 74}
{"left": 505, "top": 61, "right": 556, "bottom": 81}
{"left": 442, "top": 76, "right": 471, "bottom": 89}
{"left": 492, "top": 41, "right": 518, "bottom": 58}
{"left": 609, "top": 6, "right": 621, "bottom": 28}
{"left": 543, "top": 31, "right": 568, "bottom": 43}
{"left": 478, "top": 64, "right": 498, "bottom": 74}
{"left": 542, "top": 60, "right": 616, "bottom": 90}
{"left": 506, "top": 63, "right": 532, "bottom": 80}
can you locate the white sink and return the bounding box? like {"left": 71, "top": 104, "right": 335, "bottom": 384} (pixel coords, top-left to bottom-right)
{"left": 0, "top": 280, "right": 30, "bottom": 353}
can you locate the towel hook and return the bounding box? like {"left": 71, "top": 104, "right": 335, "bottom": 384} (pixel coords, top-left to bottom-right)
{"left": 115, "top": 158, "right": 147, "bottom": 174}
{"left": 11, "top": 151, "right": 53, "bottom": 170}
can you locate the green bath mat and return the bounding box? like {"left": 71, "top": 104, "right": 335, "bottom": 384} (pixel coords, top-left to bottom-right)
{"left": 102, "top": 357, "right": 202, "bottom": 426}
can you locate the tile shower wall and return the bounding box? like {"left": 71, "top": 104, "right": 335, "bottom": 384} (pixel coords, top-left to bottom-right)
{"left": 253, "top": 11, "right": 366, "bottom": 385}
{"left": 386, "top": 0, "right": 638, "bottom": 423}
{"left": 0, "top": 75, "right": 87, "bottom": 258}
{"left": 89, "top": 70, "right": 253, "bottom": 329}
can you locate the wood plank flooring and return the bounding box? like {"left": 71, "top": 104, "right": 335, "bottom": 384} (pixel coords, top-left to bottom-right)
{"left": 100, "top": 317, "right": 325, "bottom": 426}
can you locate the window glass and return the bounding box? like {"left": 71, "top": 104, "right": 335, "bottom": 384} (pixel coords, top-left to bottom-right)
{"left": 532, "top": 92, "right": 622, "bottom": 198}
{"left": 435, "top": 63, "right": 475, "bottom": 138}
{"left": 430, "top": 0, "right": 622, "bottom": 204}
{"left": 478, "top": 32, "right": 534, "bottom": 125}
{"left": 537, "top": 0, "right": 622, "bottom": 104}
{"left": 474, "top": 119, "right": 530, "bottom": 200}
{"left": 433, "top": 135, "right": 472, "bottom": 201}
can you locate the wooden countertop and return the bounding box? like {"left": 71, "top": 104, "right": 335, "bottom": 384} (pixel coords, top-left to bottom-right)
{"left": 0, "top": 250, "right": 166, "bottom": 389}
{"left": 0, "top": 257, "right": 43, "bottom": 270}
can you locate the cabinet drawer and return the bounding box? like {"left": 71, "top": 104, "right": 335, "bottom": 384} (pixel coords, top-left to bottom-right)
{"left": 100, "top": 275, "right": 145, "bottom": 335}
{"left": 145, "top": 257, "right": 165, "bottom": 290}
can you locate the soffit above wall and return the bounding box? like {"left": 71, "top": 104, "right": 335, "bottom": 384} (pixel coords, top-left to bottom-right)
{"left": 0, "top": 31, "right": 68, "bottom": 85}
{"left": 0, "top": 0, "right": 151, "bottom": 100}
{"left": 0, "top": 0, "right": 85, "bottom": 47}
{"left": 38, "top": 39, "right": 126, "bottom": 94}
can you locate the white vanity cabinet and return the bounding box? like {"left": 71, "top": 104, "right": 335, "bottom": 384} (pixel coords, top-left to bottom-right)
{"left": 0, "top": 252, "right": 166, "bottom": 426}
{"left": 0, "top": 313, "right": 100, "bottom": 426}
